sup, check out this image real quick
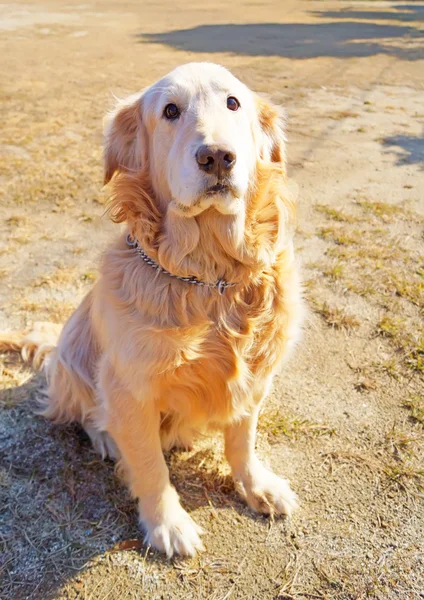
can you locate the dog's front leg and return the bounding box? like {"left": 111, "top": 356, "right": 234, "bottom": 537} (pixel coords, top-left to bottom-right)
{"left": 99, "top": 363, "right": 204, "bottom": 557}
{"left": 225, "top": 402, "right": 298, "bottom": 517}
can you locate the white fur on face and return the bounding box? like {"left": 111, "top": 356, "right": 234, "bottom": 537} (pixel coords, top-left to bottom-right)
{"left": 142, "top": 63, "right": 260, "bottom": 217}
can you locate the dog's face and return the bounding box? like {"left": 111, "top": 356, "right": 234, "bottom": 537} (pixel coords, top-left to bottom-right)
{"left": 143, "top": 63, "right": 260, "bottom": 216}
{"left": 104, "top": 63, "right": 285, "bottom": 217}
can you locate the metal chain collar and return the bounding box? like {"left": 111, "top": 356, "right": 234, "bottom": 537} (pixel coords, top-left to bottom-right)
{"left": 126, "top": 234, "right": 236, "bottom": 295}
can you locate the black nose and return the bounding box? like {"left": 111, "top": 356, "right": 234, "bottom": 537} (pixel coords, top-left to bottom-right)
{"left": 196, "top": 145, "right": 236, "bottom": 177}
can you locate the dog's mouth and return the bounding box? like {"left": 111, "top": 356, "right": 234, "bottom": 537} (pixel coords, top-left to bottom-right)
{"left": 172, "top": 182, "right": 240, "bottom": 218}
{"left": 205, "top": 183, "right": 231, "bottom": 196}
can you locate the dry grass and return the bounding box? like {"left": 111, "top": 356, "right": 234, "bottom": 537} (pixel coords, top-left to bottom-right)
{"left": 354, "top": 378, "right": 378, "bottom": 393}
{"left": 326, "top": 242, "right": 407, "bottom": 262}
{"left": 318, "top": 226, "right": 361, "bottom": 246}
{"left": 386, "top": 273, "right": 424, "bottom": 307}
{"left": 315, "top": 204, "right": 359, "bottom": 223}
{"left": 16, "top": 298, "right": 77, "bottom": 323}
{"left": 6, "top": 215, "right": 29, "bottom": 227}
{"left": 357, "top": 200, "right": 403, "bottom": 218}
{"left": 403, "top": 396, "right": 424, "bottom": 426}
{"left": 71, "top": 246, "right": 87, "bottom": 255}
{"left": 0, "top": 354, "right": 34, "bottom": 407}
{"left": 375, "top": 315, "right": 424, "bottom": 374}
{"left": 322, "top": 449, "right": 382, "bottom": 474}
{"left": 384, "top": 426, "right": 424, "bottom": 460}
{"left": 383, "top": 462, "right": 424, "bottom": 495}
{"left": 406, "top": 338, "right": 424, "bottom": 373}
{"left": 33, "top": 266, "right": 80, "bottom": 288}
{"left": 81, "top": 271, "right": 97, "bottom": 283}
{"left": 310, "top": 194, "right": 423, "bottom": 385}
{"left": 327, "top": 110, "right": 359, "bottom": 120}
{"left": 325, "top": 441, "right": 424, "bottom": 497}
{"left": 344, "top": 279, "right": 376, "bottom": 297}
{"left": 322, "top": 262, "right": 344, "bottom": 281}
{"left": 32, "top": 265, "right": 98, "bottom": 290}
{"left": 373, "top": 356, "right": 402, "bottom": 381}
{"left": 376, "top": 315, "right": 405, "bottom": 339}
{"left": 8, "top": 233, "right": 32, "bottom": 245}
{"left": 259, "top": 410, "right": 336, "bottom": 440}
{"left": 312, "top": 301, "right": 360, "bottom": 331}
{"left": 356, "top": 199, "right": 421, "bottom": 223}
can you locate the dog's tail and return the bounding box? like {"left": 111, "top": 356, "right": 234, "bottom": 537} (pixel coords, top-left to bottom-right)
{"left": 0, "top": 322, "right": 62, "bottom": 369}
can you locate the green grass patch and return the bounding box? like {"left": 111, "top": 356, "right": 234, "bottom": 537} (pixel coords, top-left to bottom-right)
{"left": 260, "top": 411, "right": 335, "bottom": 439}
{"left": 376, "top": 315, "right": 405, "bottom": 339}
{"left": 318, "top": 226, "right": 361, "bottom": 246}
{"left": 315, "top": 204, "right": 358, "bottom": 223}
{"left": 403, "top": 396, "right": 424, "bottom": 426}
{"left": 323, "top": 262, "right": 344, "bottom": 280}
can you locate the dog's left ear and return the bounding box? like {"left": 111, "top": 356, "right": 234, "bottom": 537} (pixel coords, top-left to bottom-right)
{"left": 103, "top": 93, "right": 146, "bottom": 184}
{"left": 256, "top": 97, "right": 286, "bottom": 169}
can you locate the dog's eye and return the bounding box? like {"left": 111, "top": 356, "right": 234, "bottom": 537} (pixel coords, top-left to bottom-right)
{"left": 164, "top": 103, "right": 180, "bottom": 120}
{"left": 227, "top": 96, "right": 240, "bottom": 111}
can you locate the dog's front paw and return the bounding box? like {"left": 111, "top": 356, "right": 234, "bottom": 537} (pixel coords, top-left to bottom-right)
{"left": 241, "top": 465, "right": 298, "bottom": 517}
{"left": 142, "top": 505, "right": 205, "bottom": 558}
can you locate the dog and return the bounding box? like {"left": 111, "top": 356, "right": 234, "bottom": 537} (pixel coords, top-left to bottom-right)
{"left": 1, "top": 62, "right": 303, "bottom": 557}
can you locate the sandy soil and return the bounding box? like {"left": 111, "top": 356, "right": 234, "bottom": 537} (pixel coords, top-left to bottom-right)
{"left": 0, "top": 1, "right": 423, "bottom": 599}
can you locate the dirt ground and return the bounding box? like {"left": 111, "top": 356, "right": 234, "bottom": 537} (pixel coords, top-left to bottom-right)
{"left": 0, "top": 1, "right": 423, "bottom": 599}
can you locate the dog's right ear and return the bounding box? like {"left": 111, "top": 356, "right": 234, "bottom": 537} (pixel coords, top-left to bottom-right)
{"left": 103, "top": 93, "right": 145, "bottom": 184}
{"left": 256, "top": 96, "right": 286, "bottom": 169}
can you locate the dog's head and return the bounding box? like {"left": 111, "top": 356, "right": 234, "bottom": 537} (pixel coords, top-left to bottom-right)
{"left": 104, "top": 63, "right": 286, "bottom": 219}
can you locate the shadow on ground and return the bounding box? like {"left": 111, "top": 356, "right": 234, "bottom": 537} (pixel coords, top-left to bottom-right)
{"left": 382, "top": 132, "right": 424, "bottom": 168}
{"left": 311, "top": 4, "right": 424, "bottom": 24}
{"left": 139, "top": 20, "right": 423, "bottom": 60}
{"left": 0, "top": 377, "right": 239, "bottom": 599}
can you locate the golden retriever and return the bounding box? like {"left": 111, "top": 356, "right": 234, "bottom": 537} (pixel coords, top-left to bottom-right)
{"left": 1, "top": 63, "right": 303, "bottom": 557}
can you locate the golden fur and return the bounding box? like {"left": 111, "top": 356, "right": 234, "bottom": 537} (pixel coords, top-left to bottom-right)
{"left": 1, "top": 63, "right": 303, "bottom": 557}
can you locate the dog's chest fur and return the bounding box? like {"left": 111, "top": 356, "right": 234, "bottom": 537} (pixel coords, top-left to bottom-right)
{"left": 150, "top": 262, "right": 301, "bottom": 428}
{"left": 95, "top": 234, "right": 302, "bottom": 434}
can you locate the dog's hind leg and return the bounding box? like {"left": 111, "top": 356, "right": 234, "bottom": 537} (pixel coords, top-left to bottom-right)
{"left": 0, "top": 321, "right": 62, "bottom": 367}
{"left": 83, "top": 424, "right": 121, "bottom": 461}
{"left": 159, "top": 413, "right": 195, "bottom": 452}
{"left": 40, "top": 291, "right": 99, "bottom": 425}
